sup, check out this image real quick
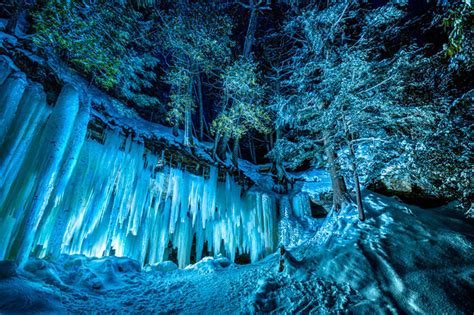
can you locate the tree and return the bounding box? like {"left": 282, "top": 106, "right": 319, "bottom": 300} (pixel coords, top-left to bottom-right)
{"left": 269, "top": 2, "right": 412, "bottom": 216}
{"left": 211, "top": 58, "right": 270, "bottom": 164}
{"left": 157, "top": 3, "right": 233, "bottom": 145}
{"left": 268, "top": 0, "right": 473, "bottom": 216}
{"left": 239, "top": 0, "right": 271, "bottom": 59}
{"left": 32, "top": 0, "right": 160, "bottom": 108}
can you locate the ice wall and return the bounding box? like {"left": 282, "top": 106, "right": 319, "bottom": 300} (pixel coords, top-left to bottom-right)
{"left": 0, "top": 63, "right": 278, "bottom": 268}
{"left": 34, "top": 131, "right": 278, "bottom": 267}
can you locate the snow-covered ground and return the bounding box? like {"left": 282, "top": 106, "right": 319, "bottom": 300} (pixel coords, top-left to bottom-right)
{"left": 1, "top": 191, "right": 472, "bottom": 313}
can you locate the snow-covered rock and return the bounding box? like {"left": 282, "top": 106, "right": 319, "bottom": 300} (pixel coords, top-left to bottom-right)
{"left": 368, "top": 164, "right": 448, "bottom": 208}
{"left": 184, "top": 255, "right": 233, "bottom": 273}
{"left": 144, "top": 261, "right": 178, "bottom": 273}
{"left": 0, "top": 260, "right": 17, "bottom": 279}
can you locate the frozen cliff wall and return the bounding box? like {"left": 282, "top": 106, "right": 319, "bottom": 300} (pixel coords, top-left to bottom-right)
{"left": 33, "top": 131, "right": 278, "bottom": 268}
{"left": 0, "top": 57, "right": 278, "bottom": 268}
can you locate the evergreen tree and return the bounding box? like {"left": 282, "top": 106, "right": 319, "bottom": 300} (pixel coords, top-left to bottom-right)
{"left": 32, "top": 0, "right": 160, "bottom": 108}
{"left": 211, "top": 58, "right": 270, "bottom": 164}
{"left": 157, "top": 2, "right": 233, "bottom": 146}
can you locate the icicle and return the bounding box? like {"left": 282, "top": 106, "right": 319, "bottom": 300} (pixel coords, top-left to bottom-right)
{"left": 291, "top": 193, "right": 311, "bottom": 218}
{"left": 0, "top": 72, "right": 27, "bottom": 145}
{"left": 37, "top": 97, "right": 91, "bottom": 259}
{"left": 0, "top": 83, "right": 49, "bottom": 189}
{"left": 0, "top": 56, "right": 17, "bottom": 86}
{"left": 0, "top": 81, "right": 278, "bottom": 268}
{"left": 8, "top": 84, "right": 80, "bottom": 267}
{"left": 0, "top": 81, "right": 50, "bottom": 260}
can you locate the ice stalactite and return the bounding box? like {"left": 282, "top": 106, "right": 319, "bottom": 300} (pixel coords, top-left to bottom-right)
{"left": 0, "top": 72, "right": 27, "bottom": 145}
{"left": 32, "top": 131, "right": 278, "bottom": 268}
{"left": 278, "top": 194, "right": 315, "bottom": 249}
{"left": 0, "top": 69, "right": 51, "bottom": 260}
{"left": 0, "top": 62, "right": 278, "bottom": 268}
{"left": 37, "top": 95, "right": 91, "bottom": 260}
{"left": 0, "top": 56, "right": 16, "bottom": 84}
{"left": 291, "top": 193, "right": 312, "bottom": 218}
{"left": 0, "top": 78, "right": 81, "bottom": 267}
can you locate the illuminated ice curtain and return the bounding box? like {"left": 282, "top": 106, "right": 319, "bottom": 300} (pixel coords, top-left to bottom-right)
{"left": 0, "top": 63, "right": 278, "bottom": 268}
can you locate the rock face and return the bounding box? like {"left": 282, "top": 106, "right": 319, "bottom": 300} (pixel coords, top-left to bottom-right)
{"left": 368, "top": 166, "right": 449, "bottom": 208}
{"left": 0, "top": 260, "right": 17, "bottom": 279}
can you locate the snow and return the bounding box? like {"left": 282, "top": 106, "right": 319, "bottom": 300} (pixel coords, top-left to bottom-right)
{"left": 1, "top": 191, "right": 472, "bottom": 313}
{"left": 291, "top": 193, "right": 474, "bottom": 313}
{"left": 144, "top": 261, "right": 178, "bottom": 273}
{"left": 238, "top": 159, "right": 333, "bottom": 198}
{"left": 184, "top": 255, "right": 232, "bottom": 273}
{"left": 293, "top": 168, "right": 333, "bottom": 196}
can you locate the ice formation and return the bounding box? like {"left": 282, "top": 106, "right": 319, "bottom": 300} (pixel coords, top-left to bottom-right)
{"left": 0, "top": 65, "right": 278, "bottom": 268}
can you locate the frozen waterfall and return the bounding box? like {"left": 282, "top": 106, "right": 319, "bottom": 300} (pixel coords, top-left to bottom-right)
{"left": 0, "top": 64, "right": 278, "bottom": 268}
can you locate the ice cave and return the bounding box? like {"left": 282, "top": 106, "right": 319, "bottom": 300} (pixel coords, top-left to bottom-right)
{"left": 0, "top": 0, "right": 473, "bottom": 313}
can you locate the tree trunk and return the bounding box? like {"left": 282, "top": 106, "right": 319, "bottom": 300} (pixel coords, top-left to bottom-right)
{"left": 243, "top": 3, "right": 259, "bottom": 59}
{"left": 212, "top": 133, "right": 221, "bottom": 160}
{"left": 265, "top": 134, "right": 271, "bottom": 152}
{"left": 196, "top": 73, "right": 204, "bottom": 141}
{"left": 353, "top": 165, "right": 365, "bottom": 221}
{"left": 347, "top": 137, "right": 365, "bottom": 221}
{"left": 249, "top": 137, "right": 257, "bottom": 164}
{"left": 324, "top": 134, "right": 347, "bottom": 211}
{"left": 269, "top": 131, "right": 274, "bottom": 150}
{"left": 342, "top": 115, "right": 365, "bottom": 221}
{"left": 218, "top": 132, "right": 230, "bottom": 161}
{"left": 232, "top": 138, "right": 240, "bottom": 166}
{"left": 271, "top": 127, "right": 289, "bottom": 193}
{"left": 183, "top": 78, "right": 193, "bottom": 146}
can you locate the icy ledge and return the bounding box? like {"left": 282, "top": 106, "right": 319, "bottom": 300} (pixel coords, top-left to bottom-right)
{"left": 0, "top": 35, "right": 219, "bottom": 171}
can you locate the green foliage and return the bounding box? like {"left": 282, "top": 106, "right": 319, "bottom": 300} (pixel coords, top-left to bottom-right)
{"left": 157, "top": 2, "right": 234, "bottom": 137}
{"left": 158, "top": 3, "right": 234, "bottom": 72}
{"left": 165, "top": 67, "right": 194, "bottom": 127}
{"left": 211, "top": 59, "right": 270, "bottom": 141}
{"left": 442, "top": 1, "right": 473, "bottom": 69}
{"left": 222, "top": 59, "right": 263, "bottom": 100}
{"left": 32, "top": 0, "right": 159, "bottom": 107}
{"left": 32, "top": 0, "right": 121, "bottom": 89}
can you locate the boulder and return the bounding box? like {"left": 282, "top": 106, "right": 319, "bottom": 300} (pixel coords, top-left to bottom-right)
{"left": 0, "top": 260, "right": 17, "bottom": 279}
{"left": 368, "top": 166, "right": 449, "bottom": 208}
{"left": 145, "top": 261, "right": 178, "bottom": 273}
